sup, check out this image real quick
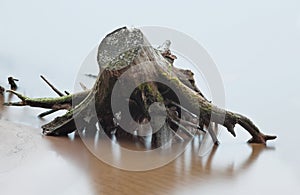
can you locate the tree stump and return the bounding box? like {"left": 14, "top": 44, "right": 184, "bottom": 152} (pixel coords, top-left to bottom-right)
{"left": 4, "top": 27, "right": 276, "bottom": 147}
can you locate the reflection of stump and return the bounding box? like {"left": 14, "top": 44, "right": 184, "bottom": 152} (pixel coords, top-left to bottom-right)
{"left": 4, "top": 27, "right": 276, "bottom": 146}
{"left": 8, "top": 77, "right": 18, "bottom": 90}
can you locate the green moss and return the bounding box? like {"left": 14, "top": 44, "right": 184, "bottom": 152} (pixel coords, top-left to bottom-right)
{"left": 161, "top": 72, "right": 168, "bottom": 77}
{"left": 137, "top": 82, "right": 164, "bottom": 103}
{"left": 170, "top": 76, "right": 181, "bottom": 85}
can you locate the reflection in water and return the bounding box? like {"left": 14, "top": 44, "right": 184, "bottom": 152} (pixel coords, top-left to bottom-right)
{"left": 45, "top": 133, "right": 271, "bottom": 194}
{"left": 0, "top": 88, "right": 280, "bottom": 194}
{"left": 0, "top": 85, "right": 279, "bottom": 194}
{"left": 201, "top": 144, "right": 274, "bottom": 176}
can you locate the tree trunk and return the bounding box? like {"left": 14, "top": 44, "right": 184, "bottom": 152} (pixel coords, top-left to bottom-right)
{"left": 4, "top": 27, "right": 276, "bottom": 146}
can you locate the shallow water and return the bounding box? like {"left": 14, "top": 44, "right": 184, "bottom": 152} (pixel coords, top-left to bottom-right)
{"left": 0, "top": 66, "right": 299, "bottom": 195}
{"left": 0, "top": 119, "right": 298, "bottom": 195}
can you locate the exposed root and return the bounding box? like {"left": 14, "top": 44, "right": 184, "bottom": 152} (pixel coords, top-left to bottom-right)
{"left": 4, "top": 89, "right": 89, "bottom": 110}
{"left": 222, "top": 111, "right": 277, "bottom": 144}
{"left": 3, "top": 27, "right": 277, "bottom": 147}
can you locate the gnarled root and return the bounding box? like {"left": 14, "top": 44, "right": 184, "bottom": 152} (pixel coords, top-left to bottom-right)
{"left": 3, "top": 27, "right": 277, "bottom": 147}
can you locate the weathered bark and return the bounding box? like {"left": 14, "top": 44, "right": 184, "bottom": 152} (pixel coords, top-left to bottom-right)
{"left": 4, "top": 27, "right": 276, "bottom": 146}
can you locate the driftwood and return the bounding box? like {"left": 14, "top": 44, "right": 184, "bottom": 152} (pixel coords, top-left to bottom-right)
{"left": 0, "top": 85, "right": 4, "bottom": 95}
{"left": 4, "top": 27, "right": 276, "bottom": 147}
{"left": 8, "top": 76, "right": 18, "bottom": 90}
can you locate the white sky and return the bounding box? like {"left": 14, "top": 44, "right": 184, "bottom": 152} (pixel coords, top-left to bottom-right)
{"left": 0, "top": 0, "right": 299, "bottom": 113}
{"left": 0, "top": 2, "right": 299, "bottom": 112}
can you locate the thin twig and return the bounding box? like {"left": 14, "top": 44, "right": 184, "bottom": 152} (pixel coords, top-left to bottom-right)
{"left": 40, "top": 75, "right": 64, "bottom": 97}
{"left": 166, "top": 126, "right": 184, "bottom": 142}
{"left": 79, "top": 82, "right": 88, "bottom": 91}
{"left": 39, "top": 75, "right": 70, "bottom": 117}
{"left": 168, "top": 117, "right": 194, "bottom": 137}
{"left": 167, "top": 100, "right": 198, "bottom": 118}
{"left": 38, "top": 109, "right": 59, "bottom": 118}
{"left": 6, "top": 90, "right": 26, "bottom": 101}
{"left": 3, "top": 101, "right": 25, "bottom": 106}
{"left": 85, "top": 74, "right": 97, "bottom": 78}
{"left": 206, "top": 122, "right": 219, "bottom": 145}
{"left": 180, "top": 119, "right": 206, "bottom": 133}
